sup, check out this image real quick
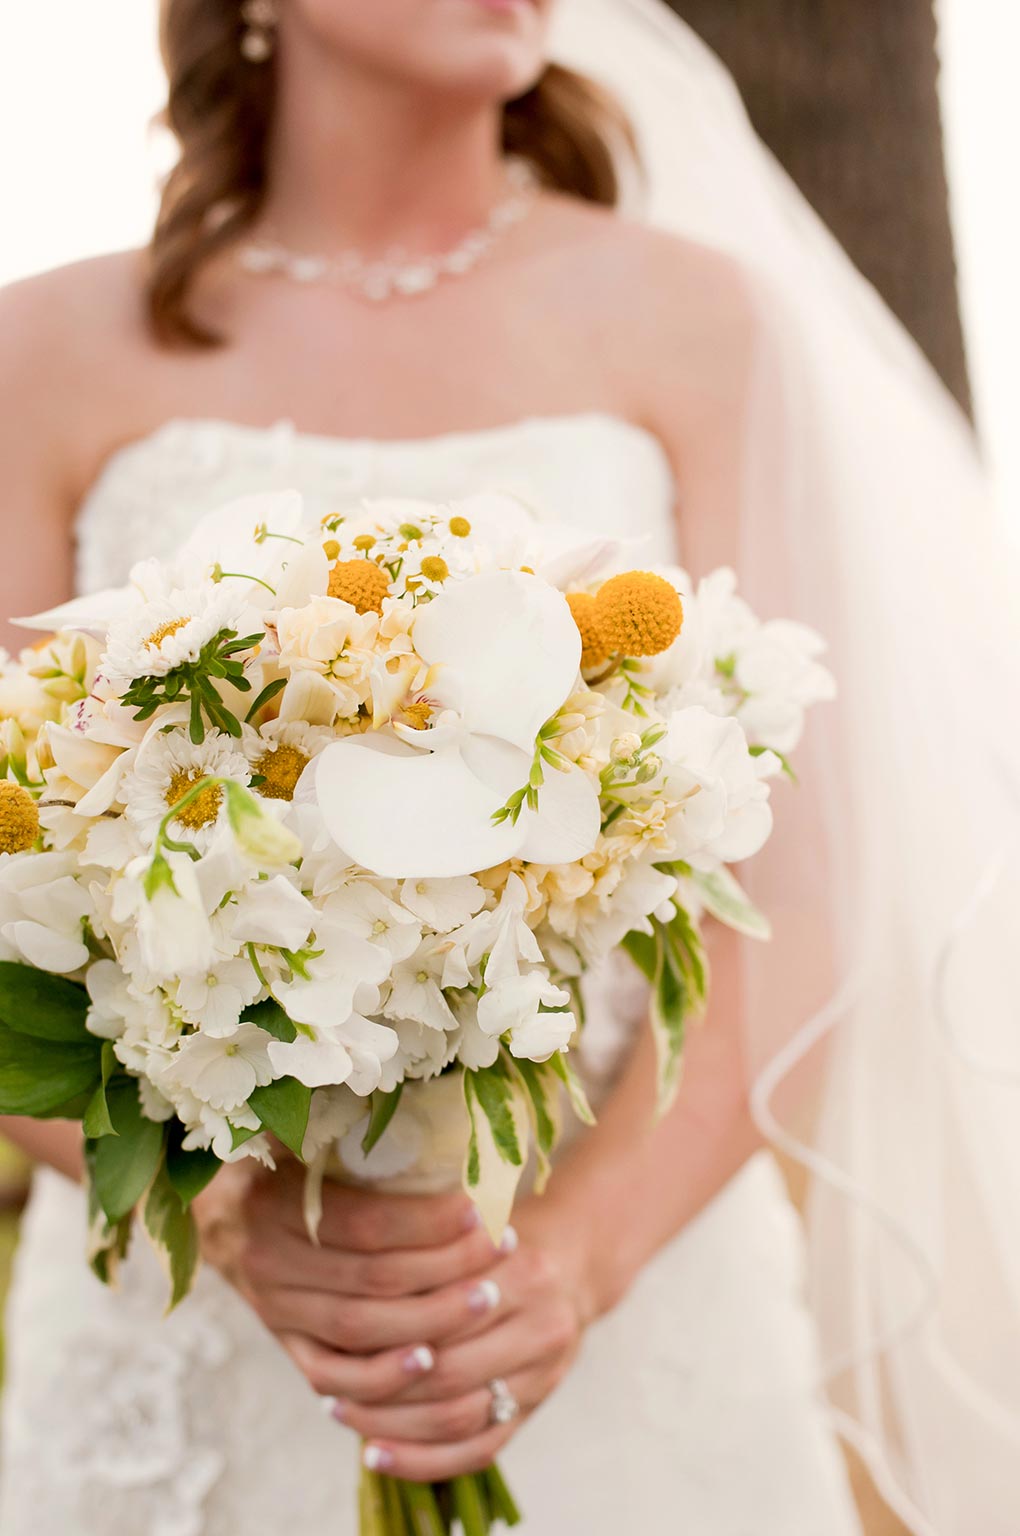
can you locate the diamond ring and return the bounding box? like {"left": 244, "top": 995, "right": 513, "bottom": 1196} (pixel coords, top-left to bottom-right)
{"left": 488, "top": 1378, "right": 520, "bottom": 1426}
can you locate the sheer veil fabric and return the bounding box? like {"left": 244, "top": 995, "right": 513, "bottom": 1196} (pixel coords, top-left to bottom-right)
{"left": 551, "top": 2, "right": 1020, "bottom": 1531}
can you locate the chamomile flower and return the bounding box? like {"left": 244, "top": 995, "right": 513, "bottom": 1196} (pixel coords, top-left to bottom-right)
{"left": 121, "top": 731, "right": 251, "bottom": 852}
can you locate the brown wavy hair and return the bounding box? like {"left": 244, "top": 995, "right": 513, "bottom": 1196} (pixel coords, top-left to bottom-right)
{"left": 149, "top": 0, "right": 636, "bottom": 348}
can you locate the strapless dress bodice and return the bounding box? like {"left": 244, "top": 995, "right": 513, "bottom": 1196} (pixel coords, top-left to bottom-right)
{"left": 73, "top": 411, "right": 678, "bottom": 595}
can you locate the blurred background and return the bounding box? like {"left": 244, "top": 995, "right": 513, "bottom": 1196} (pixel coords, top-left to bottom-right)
{"left": 0, "top": 2, "right": 1013, "bottom": 1528}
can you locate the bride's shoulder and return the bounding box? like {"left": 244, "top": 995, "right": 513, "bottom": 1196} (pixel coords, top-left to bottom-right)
{"left": 0, "top": 248, "right": 149, "bottom": 362}
{"left": 0, "top": 249, "right": 153, "bottom": 485}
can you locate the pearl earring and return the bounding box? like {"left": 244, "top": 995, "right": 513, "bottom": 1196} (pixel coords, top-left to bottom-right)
{"left": 240, "top": 0, "right": 278, "bottom": 63}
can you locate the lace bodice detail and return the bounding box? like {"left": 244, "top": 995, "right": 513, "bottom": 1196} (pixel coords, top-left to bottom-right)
{"left": 74, "top": 412, "right": 678, "bottom": 594}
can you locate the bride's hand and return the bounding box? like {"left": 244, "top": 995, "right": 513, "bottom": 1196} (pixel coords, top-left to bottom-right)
{"left": 193, "top": 1158, "right": 510, "bottom": 1408}
{"left": 333, "top": 1193, "right": 602, "bottom": 1481}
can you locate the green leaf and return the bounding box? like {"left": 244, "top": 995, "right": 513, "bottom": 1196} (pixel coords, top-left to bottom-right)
{"left": 143, "top": 1159, "right": 200, "bottom": 1310}
{"left": 548, "top": 1050, "right": 596, "bottom": 1127}
{"left": 361, "top": 1083, "right": 404, "bottom": 1156}
{"left": 0, "top": 1021, "right": 101, "bottom": 1115}
{"left": 90, "top": 1079, "right": 165, "bottom": 1222}
{"left": 651, "top": 932, "right": 688, "bottom": 1115}
{"left": 244, "top": 676, "right": 287, "bottom": 723}
{"left": 664, "top": 904, "right": 709, "bottom": 1007}
{"left": 510, "top": 1057, "right": 562, "bottom": 1194}
{"left": 248, "top": 1076, "right": 311, "bottom": 1156}
{"left": 82, "top": 1041, "right": 119, "bottom": 1139}
{"left": 462, "top": 1066, "right": 530, "bottom": 1242}
{"left": 242, "top": 997, "right": 297, "bottom": 1043}
{"left": 691, "top": 867, "right": 772, "bottom": 940}
{"left": 166, "top": 1134, "right": 221, "bottom": 1208}
{"left": 621, "top": 928, "right": 658, "bottom": 983}
{"left": 230, "top": 1121, "right": 260, "bottom": 1151}
{"left": 470, "top": 1061, "right": 524, "bottom": 1169}
{"left": 0, "top": 962, "right": 89, "bottom": 1042}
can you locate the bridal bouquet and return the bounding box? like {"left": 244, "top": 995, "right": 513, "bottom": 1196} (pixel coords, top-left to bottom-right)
{"left": 0, "top": 488, "right": 832, "bottom": 1534}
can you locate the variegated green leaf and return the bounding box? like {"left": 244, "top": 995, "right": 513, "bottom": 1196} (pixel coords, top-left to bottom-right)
{"left": 510, "top": 1056, "right": 563, "bottom": 1194}
{"left": 548, "top": 1049, "right": 596, "bottom": 1127}
{"left": 691, "top": 867, "right": 772, "bottom": 940}
{"left": 462, "top": 1064, "right": 530, "bottom": 1241}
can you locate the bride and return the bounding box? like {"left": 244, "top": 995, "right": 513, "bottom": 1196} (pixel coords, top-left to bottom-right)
{"left": 1, "top": 1, "right": 1018, "bottom": 1532}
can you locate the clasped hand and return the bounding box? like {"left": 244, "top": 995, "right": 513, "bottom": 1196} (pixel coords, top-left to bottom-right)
{"left": 196, "top": 1159, "right": 592, "bottom": 1480}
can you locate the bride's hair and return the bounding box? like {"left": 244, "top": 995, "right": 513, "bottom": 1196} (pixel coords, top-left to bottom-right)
{"left": 149, "top": 0, "right": 636, "bottom": 347}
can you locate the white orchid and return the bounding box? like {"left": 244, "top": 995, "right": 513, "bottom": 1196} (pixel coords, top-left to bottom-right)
{"left": 315, "top": 570, "right": 601, "bottom": 877}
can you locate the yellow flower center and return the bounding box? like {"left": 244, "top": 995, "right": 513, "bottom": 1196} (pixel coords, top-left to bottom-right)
{"left": 448, "top": 516, "right": 472, "bottom": 538}
{"left": 593, "top": 571, "right": 684, "bottom": 658}
{"left": 400, "top": 699, "right": 433, "bottom": 731}
{"left": 322, "top": 539, "right": 341, "bottom": 560}
{"left": 353, "top": 534, "right": 376, "bottom": 552}
{"left": 252, "top": 744, "right": 310, "bottom": 801}
{"left": 566, "top": 591, "right": 609, "bottom": 671}
{"left": 327, "top": 559, "right": 391, "bottom": 614}
{"left": 145, "top": 616, "right": 192, "bottom": 650}
{"left": 419, "top": 556, "right": 449, "bottom": 584}
{"left": 0, "top": 782, "right": 40, "bottom": 854}
{"left": 165, "top": 770, "right": 223, "bottom": 831}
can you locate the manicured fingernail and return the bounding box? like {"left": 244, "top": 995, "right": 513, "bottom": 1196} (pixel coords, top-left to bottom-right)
{"left": 318, "top": 1394, "right": 339, "bottom": 1417}
{"left": 403, "top": 1345, "right": 435, "bottom": 1375}
{"left": 364, "top": 1444, "right": 394, "bottom": 1472}
{"left": 499, "top": 1225, "right": 519, "bottom": 1255}
{"left": 463, "top": 1205, "right": 483, "bottom": 1231}
{"left": 468, "top": 1278, "right": 501, "bottom": 1314}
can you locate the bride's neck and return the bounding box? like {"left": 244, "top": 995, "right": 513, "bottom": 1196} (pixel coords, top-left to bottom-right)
{"left": 261, "top": 35, "right": 506, "bottom": 254}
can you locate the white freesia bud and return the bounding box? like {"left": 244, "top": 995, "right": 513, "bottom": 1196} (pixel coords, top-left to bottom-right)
{"left": 611, "top": 732, "right": 642, "bottom": 763}
{"left": 225, "top": 783, "right": 303, "bottom": 869}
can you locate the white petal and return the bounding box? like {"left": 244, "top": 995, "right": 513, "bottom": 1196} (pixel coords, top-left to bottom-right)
{"left": 411, "top": 572, "right": 580, "bottom": 752}
{"left": 175, "top": 490, "right": 305, "bottom": 587}
{"left": 316, "top": 737, "right": 522, "bottom": 878}
{"left": 13, "top": 585, "right": 139, "bottom": 636}
{"left": 231, "top": 876, "right": 315, "bottom": 949}
{"left": 515, "top": 762, "right": 601, "bottom": 865}
{"left": 268, "top": 1034, "right": 353, "bottom": 1089}
{"left": 2, "top": 919, "right": 89, "bottom": 974}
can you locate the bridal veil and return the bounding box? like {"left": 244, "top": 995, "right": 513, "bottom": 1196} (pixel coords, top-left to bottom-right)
{"left": 551, "top": 3, "right": 1020, "bottom": 1531}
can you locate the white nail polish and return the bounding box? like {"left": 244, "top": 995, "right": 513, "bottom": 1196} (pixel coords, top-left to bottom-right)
{"left": 317, "top": 1394, "right": 339, "bottom": 1416}
{"left": 499, "top": 1225, "right": 519, "bottom": 1255}
{"left": 403, "top": 1345, "right": 435, "bottom": 1374}
{"left": 363, "top": 1444, "right": 394, "bottom": 1473}
{"left": 469, "top": 1277, "right": 501, "bottom": 1314}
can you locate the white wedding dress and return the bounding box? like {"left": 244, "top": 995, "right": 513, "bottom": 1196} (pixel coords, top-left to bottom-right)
{"left": 0, "top": 414, "right": 862, "bottom": 1536}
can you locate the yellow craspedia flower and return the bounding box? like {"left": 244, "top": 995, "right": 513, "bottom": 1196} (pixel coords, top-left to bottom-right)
{"left": 566, "top": 591, "right": 609, "bottom": 671}
{"left": 327, "top": 558, "right": 391, "bottom": 615}
{"left": 593, "top": 571, "right": 683, "bottom": 658}
{"left": 0, "top": 781, "right": 40, "bottom": 854}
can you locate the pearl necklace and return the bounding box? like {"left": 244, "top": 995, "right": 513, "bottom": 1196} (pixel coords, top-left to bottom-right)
{"left": 236, "top": 159, "right": 538, "bottom": 303}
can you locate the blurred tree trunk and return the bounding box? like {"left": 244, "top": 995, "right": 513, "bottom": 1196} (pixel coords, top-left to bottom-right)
{"left": 667, "top": 0, "right": 972, "bottom": 415}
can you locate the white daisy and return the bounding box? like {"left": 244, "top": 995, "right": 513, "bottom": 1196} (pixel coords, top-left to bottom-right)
{"left": 243, "top": 718, "right": 334, "bottom": 804}
{"left": 121, "top": 730, "right": 251, "bottom": 852}
{"left": 102, "top": 584, "right": 253, "bottom": 692}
